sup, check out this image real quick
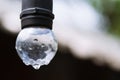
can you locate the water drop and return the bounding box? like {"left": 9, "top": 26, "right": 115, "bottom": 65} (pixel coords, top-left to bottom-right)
{"left": 15, "top": 27, "right": 58, "bottom": 70}
{"left": 33, "top": 64, "right": 41, "bottom": 70}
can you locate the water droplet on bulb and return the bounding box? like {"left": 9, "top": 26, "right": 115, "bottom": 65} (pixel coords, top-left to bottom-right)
{"left": 33, "top": 64, "right": 41, "bottom": 70}
{"left": 15, "top": 27, "right": 58, "bottom": 70}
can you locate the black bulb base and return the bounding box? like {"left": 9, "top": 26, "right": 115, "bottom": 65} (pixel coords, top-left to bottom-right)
{"left": 20, "top": 7, "right": 54, "bottom": 29}
{"left": 21, "top": 0, "right": 54, "bottom": 30}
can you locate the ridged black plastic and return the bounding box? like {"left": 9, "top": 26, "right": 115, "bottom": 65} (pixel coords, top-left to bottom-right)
{"left": 20, "top": 0, "right": 54, "bottom": 29}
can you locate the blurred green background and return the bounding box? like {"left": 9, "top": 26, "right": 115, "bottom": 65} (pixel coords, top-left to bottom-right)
{"left": 89, "top": 0, "right": 120, "bottom": 36}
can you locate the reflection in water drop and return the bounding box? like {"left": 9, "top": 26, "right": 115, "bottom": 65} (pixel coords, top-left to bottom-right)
{"left": 28, "top": 47, "right": 33, "bottom": 50}
{"left": 34, "top": 39, "right": 38, "bottom": 41}
{"left": 16, "top": 27, "right": 58, "bottom": 69}
{"left": 19, "top": 48, "right": 22, "bottom": 51}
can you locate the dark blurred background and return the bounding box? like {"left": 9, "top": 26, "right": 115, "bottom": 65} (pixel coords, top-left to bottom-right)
{"left": 1, "top": 0, "right": 120, "bottom": 80}
{"left": 0, "top": 26, "right": 120, "bottom": 80}
{"left": 0, "top": 29, "right": 120, "bottom": 80}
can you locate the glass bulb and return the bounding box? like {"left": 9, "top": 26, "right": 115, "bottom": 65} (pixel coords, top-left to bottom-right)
{"left": 15, "top": 27, "right": 58, "bottom": 70}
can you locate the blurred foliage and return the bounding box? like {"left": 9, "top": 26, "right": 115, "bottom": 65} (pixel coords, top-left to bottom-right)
{"left": 89, "top": 0, "right": 120, "bottom": 37}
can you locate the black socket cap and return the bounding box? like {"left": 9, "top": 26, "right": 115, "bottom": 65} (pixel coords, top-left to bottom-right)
{"left": 21, "top": 0, "right": 54, "bottom": 29}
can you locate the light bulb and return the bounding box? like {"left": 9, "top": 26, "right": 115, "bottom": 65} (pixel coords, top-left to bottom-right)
{"left": 15, "top": 27, "right": 58, "bottom": 70}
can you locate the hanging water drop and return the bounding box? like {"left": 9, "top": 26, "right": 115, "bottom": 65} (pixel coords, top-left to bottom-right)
{"left": 15, "top": 27, "right": 58, "bottom": 69}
